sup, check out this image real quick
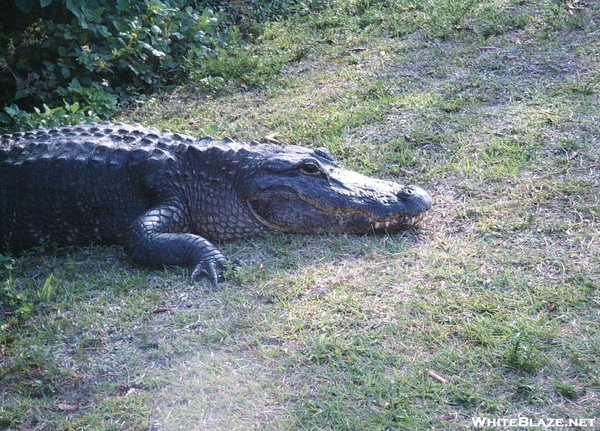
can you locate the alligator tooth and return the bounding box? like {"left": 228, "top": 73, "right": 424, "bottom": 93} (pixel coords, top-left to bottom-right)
{"left": 374, "top": 222, "right": 382, "bottom": 229}
{"left": 385, "top": 221, "right": 390, "bottom": 228}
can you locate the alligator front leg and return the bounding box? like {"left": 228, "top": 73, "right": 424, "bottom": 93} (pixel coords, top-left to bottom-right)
{"left": 124, "top": 204, "right": 228, "bottom": 285}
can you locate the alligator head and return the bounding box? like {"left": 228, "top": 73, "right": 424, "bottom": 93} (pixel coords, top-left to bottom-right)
{"left": 242, "top": 145, "right": 432, "bottom": 234}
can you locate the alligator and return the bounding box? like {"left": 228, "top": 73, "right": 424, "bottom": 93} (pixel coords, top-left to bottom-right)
{"left": 0, "top": 122, "right": 432, "bottom": 284}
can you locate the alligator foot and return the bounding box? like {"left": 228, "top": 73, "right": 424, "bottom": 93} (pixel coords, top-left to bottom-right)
{"left": 190, "top": 258, "right": 245, "bottom": 286}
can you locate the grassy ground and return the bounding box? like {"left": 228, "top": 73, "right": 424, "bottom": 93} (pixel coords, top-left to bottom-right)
{"left": 1, "top": 0, "right": 599, "bottom": 430}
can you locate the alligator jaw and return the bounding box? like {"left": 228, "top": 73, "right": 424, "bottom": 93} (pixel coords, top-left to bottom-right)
{"left": 246, "top": 193, "right": 430, "bottom": 235}
{"left": 369, "top": 213, "right": 425, "bottom": 230}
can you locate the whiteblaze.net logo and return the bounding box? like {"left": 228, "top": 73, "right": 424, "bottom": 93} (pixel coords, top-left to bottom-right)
{"left": 471, "top": 417, "right": 597, "bottom": 428}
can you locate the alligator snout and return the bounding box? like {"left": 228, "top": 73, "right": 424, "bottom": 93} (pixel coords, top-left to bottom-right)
{"left": 395, "top": 185, "right": 433, "bottom": 215}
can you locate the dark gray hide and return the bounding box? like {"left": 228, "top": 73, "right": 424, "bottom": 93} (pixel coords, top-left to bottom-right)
{"left": 0, "top": 123, "right": 432, "bottom": 284}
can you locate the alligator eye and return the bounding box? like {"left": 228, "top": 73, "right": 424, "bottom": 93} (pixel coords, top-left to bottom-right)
{"left": 299, "top": 161, "right": 321, "bottom": 175}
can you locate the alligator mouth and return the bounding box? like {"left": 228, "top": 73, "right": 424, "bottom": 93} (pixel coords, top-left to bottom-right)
{"left": 368, "top": 212, "right": 425, "bottom": 231}
{"left": 247, "top": 194, "right": 427, "bottom": 234}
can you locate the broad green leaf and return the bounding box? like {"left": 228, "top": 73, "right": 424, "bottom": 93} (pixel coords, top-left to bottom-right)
{"left": 14, "top": 0, "right": 35, "bottom": 13}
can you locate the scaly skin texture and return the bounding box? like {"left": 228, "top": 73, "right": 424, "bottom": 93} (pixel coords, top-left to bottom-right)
{"left": 0, "top": 122, "right": 432, "bottom": 284}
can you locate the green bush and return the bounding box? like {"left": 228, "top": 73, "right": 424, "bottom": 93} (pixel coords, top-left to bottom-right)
{"left": 0, "top": 0, "right": 229, "bottom": 131}
{"left": 0, "top": 0, "right": 327, "bottom": 132}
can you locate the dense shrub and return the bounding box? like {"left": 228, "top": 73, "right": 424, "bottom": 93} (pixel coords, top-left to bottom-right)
{"left": 0, "top": 0, "right": 236, "bottom": 131}
{"left": 1, "top": 0, "right": 322, "bottom": 132}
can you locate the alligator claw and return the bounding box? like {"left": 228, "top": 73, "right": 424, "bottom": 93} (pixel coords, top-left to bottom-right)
{"left": 230, "top": 258, "right": 246, "bottom": 268}
{"left": 189, "top": 260, "right": 223, "bottom": 286}
{"left": 189, "top": 258, "right": 245, "bottom": 286}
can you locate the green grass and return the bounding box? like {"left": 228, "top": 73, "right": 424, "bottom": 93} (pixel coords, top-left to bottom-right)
{"left": 2, "top": 0, "right": 600, "bottom": 429}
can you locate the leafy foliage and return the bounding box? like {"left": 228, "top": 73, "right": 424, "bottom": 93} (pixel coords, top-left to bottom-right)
{"left": 0, "top": 0, "right": 328, "bottom": 132}
{"left": 3, "top": 101, "right": 95, "bottom": 131}
{"left": 0, "top": 1, "right": 233, "bottom": 131}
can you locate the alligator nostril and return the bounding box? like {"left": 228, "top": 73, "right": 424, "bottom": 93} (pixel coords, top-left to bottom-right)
{"left": 397, "top": 187, "right": 414, "bottom": 199}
